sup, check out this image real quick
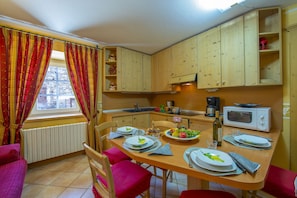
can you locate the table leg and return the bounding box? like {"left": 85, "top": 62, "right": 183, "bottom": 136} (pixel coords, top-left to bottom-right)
{"left": 187, "top": 176, "right": 209, "bottom": 190}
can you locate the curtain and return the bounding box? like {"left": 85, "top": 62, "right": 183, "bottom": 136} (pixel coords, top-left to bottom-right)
{"left": 0, "top": 28, "right": 53, "bottom": 145}
{"left": 64, "top": 43, "right": 99, "bottom": 148}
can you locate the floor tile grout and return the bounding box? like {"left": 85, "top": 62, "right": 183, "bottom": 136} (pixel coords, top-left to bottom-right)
{"left": 22, "top": 154, "right": 273, "bottom": 198}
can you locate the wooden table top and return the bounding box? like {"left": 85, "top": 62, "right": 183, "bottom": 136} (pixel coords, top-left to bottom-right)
{"left": 109, "top": 126, "right": 280, "bottom": 191}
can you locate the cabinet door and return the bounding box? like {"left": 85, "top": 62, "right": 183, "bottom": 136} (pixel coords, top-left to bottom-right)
{"left": 120, "top": 48, "right": 143, "bottom": 91}
{"left": 220, "top": 16, "right": 245, "bottom": 87}
{"left": 189, "top": 120, "right": 212, "bottom": 131}
{"left": 244, "top": 11, "right": 259, "bottom": 86}
{"left": 171, "top": 36, "right": 198, "bottom": 78}
{"left": 151, "top": 48, "right": 172, "bottom": 92}
{"left": 112, "top": 116, "right": 133, "bottom": 127}
{"left": 197, "top": 27, "right": 221, "bottom": 88}
{"left": 133, "top": 114, "right": 150, "bottom": 129}
{"left": 142, "top": 54, "right": 152, "bottom": 92}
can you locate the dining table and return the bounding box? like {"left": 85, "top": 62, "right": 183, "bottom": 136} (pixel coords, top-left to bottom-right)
{"left": 109, "top": 125, "right": 280, "bottom": 197}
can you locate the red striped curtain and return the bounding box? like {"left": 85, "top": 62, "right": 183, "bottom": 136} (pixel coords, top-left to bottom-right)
{"left": 64, "top": 43, "right": 99, "bottom": 148}
{"left": 0, "top": 28, "right": 53, "bottom": 145}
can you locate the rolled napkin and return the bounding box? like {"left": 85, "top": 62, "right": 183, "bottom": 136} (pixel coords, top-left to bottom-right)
{"left": 228, "top": 152, "right": 260, "bottom": 175}
{"left": 108, "top": 131, "right": 123, "bottom": 139}
{"left": 148, "top": 143, "right": 173, "bottom": 156}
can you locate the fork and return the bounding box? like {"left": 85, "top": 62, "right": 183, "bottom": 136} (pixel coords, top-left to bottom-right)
{"left": 185, "top": 150, "right": 194, "bottom": 168}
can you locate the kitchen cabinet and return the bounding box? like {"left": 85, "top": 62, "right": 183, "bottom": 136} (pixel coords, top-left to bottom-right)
{"left": 244, "top": 7, "right": 282, "bottom": 86}
{"left": 220, "top": 16, "right": 245, "bottom": 87}
{"left": 103, "top": 47, "right": 119, "bottom": 92}
{"left": 150, "top": 114, "right": 189, "bottom": 128}
{"left": 133, "top": 114, "right": 150, "bottom": 128}
{"left": 197, "top": 26, "right": 221, "bottom": 89}
{"left": 112, "top": 115, "right": 133, "bottom": 127}
{"left": 142, "top": 54, "right": 152, "bottom": 92}
{"left": 118, "top": 48, "right": 152, "bottom": 92}
{"left": 189, "top": 119, "right": 212, "bottom": 131}
{"left": 151, "top": 48, "right": 172, "bottom": 92}
{"left": 170, "top": 36, "right": 198, "bottom": 83}
{"left": 112, "top": 114, "right": 150, "bottom": 129}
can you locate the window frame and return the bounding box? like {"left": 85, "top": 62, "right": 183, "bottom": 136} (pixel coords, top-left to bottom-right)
{"left": 29, "top": 50, "right": 81, "bottom": 117}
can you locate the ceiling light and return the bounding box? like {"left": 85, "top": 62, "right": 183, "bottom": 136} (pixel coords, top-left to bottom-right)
{"left": 196, "top": 0, "right": 245, "bottom": 12}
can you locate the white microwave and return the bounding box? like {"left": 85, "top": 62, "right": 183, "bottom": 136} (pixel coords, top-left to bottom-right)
{"left": 223, "top": 106, "right": 271, "bottom": 132}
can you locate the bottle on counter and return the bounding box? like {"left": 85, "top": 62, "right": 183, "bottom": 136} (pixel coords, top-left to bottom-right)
{"left": 213, "top": 110, "right": 222, "bottom": 146}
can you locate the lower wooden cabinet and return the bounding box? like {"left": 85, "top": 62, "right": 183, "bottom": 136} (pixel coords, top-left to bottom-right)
{"left": 112, "top": 114, "right": 150, "bottom": 129}
{"left": 189, "top": 119, "right": 212, "bottom": 131}
{"left": 150, "top": 114, "right": 189, "bottom": 128}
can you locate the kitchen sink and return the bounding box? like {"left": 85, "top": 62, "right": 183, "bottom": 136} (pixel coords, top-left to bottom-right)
{"left": 178, "top": 110, "right": 204, "bottom": 116}
{"left": 123, "top": 107, "right": 155, "bottom": 113}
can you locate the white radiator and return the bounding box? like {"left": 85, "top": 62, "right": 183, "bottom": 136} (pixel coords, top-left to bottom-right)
{"left": 23, "top": 122, "right": 87, "bottom": 163}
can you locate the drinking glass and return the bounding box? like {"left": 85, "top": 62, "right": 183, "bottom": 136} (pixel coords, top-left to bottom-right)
{"left": 207, "top": 139, "right": 218, "bottom": 149}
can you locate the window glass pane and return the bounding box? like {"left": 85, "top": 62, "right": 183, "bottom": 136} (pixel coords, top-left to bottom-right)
{"left": 30, "top": 50, "right": 80, "bottom": 116}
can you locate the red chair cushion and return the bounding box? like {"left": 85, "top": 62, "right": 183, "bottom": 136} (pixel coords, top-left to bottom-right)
{"left": 180, "top": 190, "right": 236, "bottom": 198}
{"left": 263, "top": 165, "right": 297, "bottom": 198}
{"left": 95, "top": 160, "right": 152, "bottom": 198}
{"left": 102, "top": 147, "right": 131, "bottom": 164}
{"left": 0, "top": 144, "right": 20, "bottom": 165}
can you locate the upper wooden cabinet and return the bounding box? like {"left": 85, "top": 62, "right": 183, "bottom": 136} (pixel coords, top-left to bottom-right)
{"left": 118, "top": 48, "right": 143, "bottom": 92}
{"left": 103, "top": 47, "right": 119, "bottom": 92}
{"left": 151, "top": 48, "right": 172, "bottom": 92}
{"left": 220, "top": 16, "right": 245, "bottom": 87}
{"left": 197, "top": 7, "right": 282, "bottom": 89}
{"left": 142, "top": 54, "right": 152, "bottom": 92}
{"left": 244, "top": 7, "right": 282, "bottom": 86}
{"left": 103, "top": 47, "right": 151, "bottom": 92}
{"left": 197, "top": 26, "right": 221, "bottom": 89}
{"left": 170, "top": 36, "right": 198, "bottom": 83}
{"left": 197, "top": 16, "right": 245, "bottom": 89}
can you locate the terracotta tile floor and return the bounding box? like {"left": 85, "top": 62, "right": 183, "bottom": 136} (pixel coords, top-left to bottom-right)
{"left": 22, "top": 154, "right": 274, "bottom": 198}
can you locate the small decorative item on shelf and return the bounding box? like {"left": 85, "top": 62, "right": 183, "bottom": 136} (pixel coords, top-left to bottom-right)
{"left": 259, "top": 37, "right": 268, "bottom": 50}
{"left": 108, "top": 54, "right": 116, "bottom": 62}
{"left": 109, "top": 65, "right": 116, "bottom": 75}
{"left": 109, "top": 82, "right": 116, "bottom": 91}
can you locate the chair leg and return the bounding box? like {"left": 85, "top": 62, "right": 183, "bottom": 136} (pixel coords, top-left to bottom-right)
{"left": 162, "top": 169, "right": 167, "bottom": 198}
{"left": 168, "top": 170, "right": 173, "bottom": 182}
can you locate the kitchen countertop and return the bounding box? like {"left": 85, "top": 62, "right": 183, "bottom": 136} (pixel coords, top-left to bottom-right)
{"left": 102, "top": 109, "right": 215, "bottom": 122}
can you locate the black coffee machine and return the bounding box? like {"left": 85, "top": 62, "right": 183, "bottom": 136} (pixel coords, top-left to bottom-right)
{"left": 205, "top": 97, "right": 220, "bottom": 117}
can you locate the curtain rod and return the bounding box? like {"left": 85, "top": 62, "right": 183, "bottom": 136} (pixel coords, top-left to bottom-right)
{"left": 0, "top": 24, "right": 101, "bottom": 50}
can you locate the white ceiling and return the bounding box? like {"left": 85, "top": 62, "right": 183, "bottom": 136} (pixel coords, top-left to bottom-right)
{"left": 0, "top": 0, "right": 296, "bottom": 54}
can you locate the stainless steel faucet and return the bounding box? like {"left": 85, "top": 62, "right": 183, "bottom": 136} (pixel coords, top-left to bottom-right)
{"left": 134, "top": 103, "right": 140, "bottom": 111}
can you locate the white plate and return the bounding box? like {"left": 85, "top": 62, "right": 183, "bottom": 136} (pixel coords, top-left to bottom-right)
{"left": 191, "top": 150, "right": 236, "bottom": 172}
{"left": 125, "top": 136, "right": 149, "bottom": 146}
{"left": 117, "top": 126, "right": 136, "bottom": 134}
{"left": 125, "top": 137, "right": 154, "bottom": 150}
{"left": 196, "top": 148, "right": 233, "bottom": 167}
{"left": 164, "top": 130, "right": 200, "bottom": 141}
{"left": 234, "top": 136, "right": 271, "bottom": 148}
{"left": 234, "top": 134, "right": 269, "bottom": 145}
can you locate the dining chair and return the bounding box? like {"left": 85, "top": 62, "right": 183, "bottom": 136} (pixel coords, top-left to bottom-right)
{"left": 151, "top": 120, "right": 178, "bottom": 198}
{"left": 83, "top": 142, "right": 152, "bottom": 198}
{"left": 95, "top": 121, "right": 131, "bottom": 164}
{"left": 261, "top": 165, "right": 297, "bottom": 198}
{"left": 179, "top": 189, "right": 236, "bottom": 198}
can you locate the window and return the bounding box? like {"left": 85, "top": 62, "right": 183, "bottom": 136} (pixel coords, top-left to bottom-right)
{"left": 30, "top": 50, "right": 80, "bottom": 116}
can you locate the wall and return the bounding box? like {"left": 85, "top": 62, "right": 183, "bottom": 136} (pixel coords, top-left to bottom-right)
{"left": 280, "top": 3, "right": 297, "bottom": 171}
{"left": 151, "top": 83, "right": 283, "bottom": 130}
{"left": 103, "top": 83, "right": 283, "bottom": 130}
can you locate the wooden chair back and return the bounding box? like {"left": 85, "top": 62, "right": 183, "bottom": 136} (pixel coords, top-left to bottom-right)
{"left": 83, "top": 142, "right": 116, "bottom": 198}
{"left": 95, "top": 121, "right": 118, "bottom": 153}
